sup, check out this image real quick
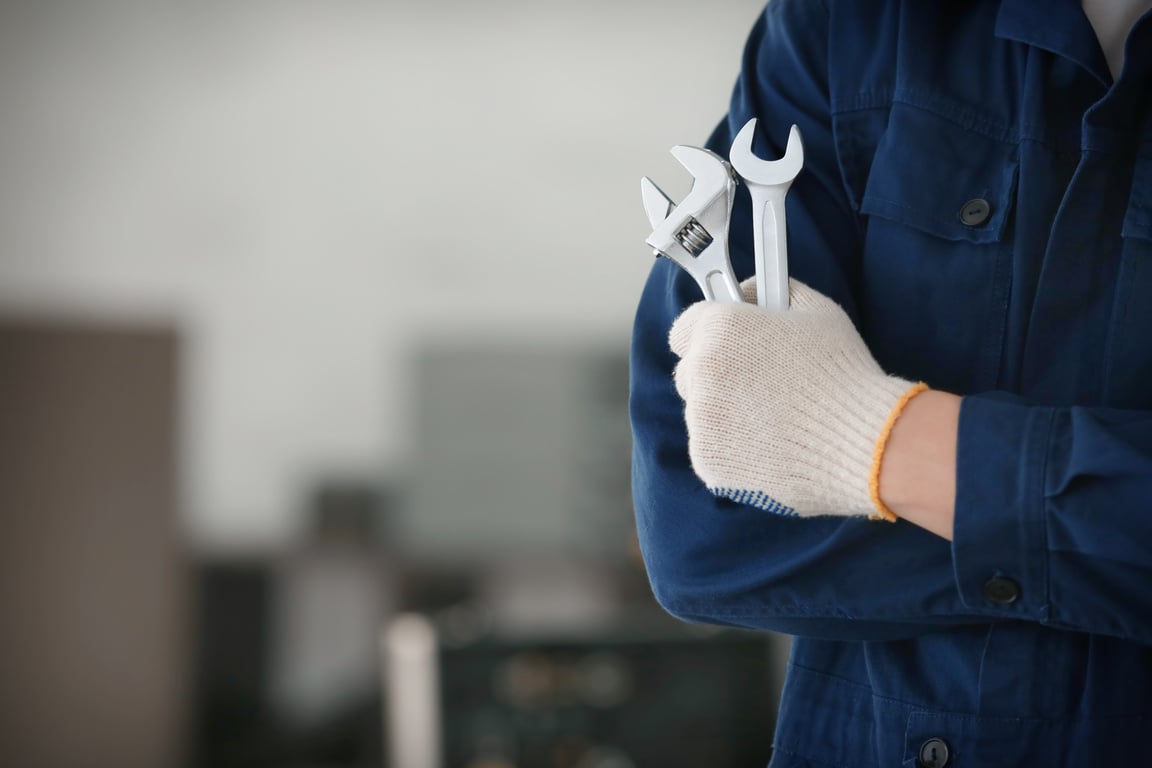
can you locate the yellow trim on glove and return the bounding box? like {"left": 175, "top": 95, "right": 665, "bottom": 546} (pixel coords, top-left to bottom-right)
{"left": 868, "top": 382, "right": 930, "bottom": 522}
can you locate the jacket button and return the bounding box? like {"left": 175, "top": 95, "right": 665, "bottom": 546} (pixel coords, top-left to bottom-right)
{"left": 918, "top": 737, "right": 950, "bottom": 768}
{"left": 983, "top": 575, "right": 1020, "bottom": 605}
{"left": 960, "top": 198, "right": 991, "bottom": 226}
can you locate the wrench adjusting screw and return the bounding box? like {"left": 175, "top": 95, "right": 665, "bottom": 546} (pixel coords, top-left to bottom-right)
{"left": 675, "top": 218, "right": 713, "bottom": 258}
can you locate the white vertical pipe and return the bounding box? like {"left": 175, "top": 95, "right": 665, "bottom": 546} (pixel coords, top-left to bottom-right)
{"left": 382, "top": 614, "right": 442, "bottom": 768}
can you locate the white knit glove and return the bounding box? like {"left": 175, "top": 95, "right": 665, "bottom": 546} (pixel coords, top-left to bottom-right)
{"left": 669, "top": 279, "right": 926, "bottom": 520}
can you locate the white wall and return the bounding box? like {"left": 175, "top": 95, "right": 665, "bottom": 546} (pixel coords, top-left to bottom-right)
{"left": 0, "top": 0, "right": 766, "bottom": 551}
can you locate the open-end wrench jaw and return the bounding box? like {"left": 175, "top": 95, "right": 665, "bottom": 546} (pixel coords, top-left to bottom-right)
{"left": 727, "top": 119, "right": 805, "bottom": 310}
{"left": 729, "top": 119, "right": 804, "bottom": 184}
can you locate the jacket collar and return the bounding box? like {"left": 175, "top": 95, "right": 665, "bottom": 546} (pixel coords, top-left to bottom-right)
{"left": 995, "top": 0, "right": 1112, "bottom": 84}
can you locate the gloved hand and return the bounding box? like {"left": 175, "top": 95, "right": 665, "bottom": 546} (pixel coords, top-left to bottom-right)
{"left": 669, "top": 279, "right": 926, "bottom": 520}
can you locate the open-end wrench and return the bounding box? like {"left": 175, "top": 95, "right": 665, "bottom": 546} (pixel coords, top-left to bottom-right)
{"left": 729, "top": 119, "right": 804, "bottom": 311}
{"left": 641, "top": 145, "right": 744, "bottom": 303}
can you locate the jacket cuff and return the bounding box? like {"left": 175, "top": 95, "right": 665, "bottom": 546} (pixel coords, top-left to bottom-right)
{"left": 952, "top": 393, "right": 1055, "bottom": 621}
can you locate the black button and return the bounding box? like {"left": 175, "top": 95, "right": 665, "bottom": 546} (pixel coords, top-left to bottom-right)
{"left": 918, "top": 737, "right": 950, "bottom": 768}
{"left": 960, "top": 198, "right": 992, "bottom": 226}
{"left": 983, "top": 576, "right": 1020, "bottom": 605}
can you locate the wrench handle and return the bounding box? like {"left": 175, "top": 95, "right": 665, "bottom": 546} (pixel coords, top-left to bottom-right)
{"left": 751, "top": 188, "right": 790, "bottom": 311}
{"left": 699, "top": 268, "right": 745, "bottom": 304}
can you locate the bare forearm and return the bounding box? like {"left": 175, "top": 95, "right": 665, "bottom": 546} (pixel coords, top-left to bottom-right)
{"left": 877, "top": 389, "right": 961, "bottom": 540}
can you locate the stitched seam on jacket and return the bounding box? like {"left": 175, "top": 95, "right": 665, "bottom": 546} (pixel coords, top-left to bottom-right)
{"left": 832, "top": 88, "right": 1020, "bottom": 145}
{"left": 791, "top": 661, "right": 1152, "bottom": 723}
{"left": 673, "top": 603, "right": 984, "bottom": 622}
{"left": 1036, "top": 407, "right": 1056, "bottom": 624}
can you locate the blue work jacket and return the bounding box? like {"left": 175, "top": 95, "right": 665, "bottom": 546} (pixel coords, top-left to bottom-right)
{"left": 630, "top": 0, "right": 1152, "bottom": 765}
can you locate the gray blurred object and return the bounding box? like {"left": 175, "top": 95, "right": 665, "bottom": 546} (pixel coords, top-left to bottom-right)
{"left": 270, "top": 480, "right": 395, "bottom": 727}
{"left": 400, "top": 342, "right": 632, "bottom": 563}
{"left": 0, "top": 322, "right": 187, "bottom": 768}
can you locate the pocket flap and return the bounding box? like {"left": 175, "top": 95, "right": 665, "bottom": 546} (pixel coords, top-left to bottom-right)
{"left": 860, "top": 103, "right": 1019, "bottom": 244}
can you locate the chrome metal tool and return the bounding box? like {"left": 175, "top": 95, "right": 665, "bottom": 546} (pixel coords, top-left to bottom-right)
{"left": 641, "top": 146, "right": 744, "bottom": 303}
{"left": 728, "top": 119, "right": 804, "bottom": 311}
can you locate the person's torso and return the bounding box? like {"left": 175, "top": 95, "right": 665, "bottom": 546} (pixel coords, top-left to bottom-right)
{"left": 831, "top": 0, "right": 1152, "bottom": 409}
{"left": 771, "top": 1, "right": 1152, "bottom": 765}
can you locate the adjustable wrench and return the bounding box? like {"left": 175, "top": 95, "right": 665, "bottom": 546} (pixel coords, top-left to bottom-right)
{"left": 728, "top": 119, "right": 804, "bottom": 311}
{"left": 641, "top": 146, "right": 743, "bottom": 303}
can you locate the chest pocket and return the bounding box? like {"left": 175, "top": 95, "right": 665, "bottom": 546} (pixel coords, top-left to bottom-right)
{"left": 1105, "top": 153, "right": 1152, "bottom": 409}
{"left": 844, "top": 102, "right": 1018, "bottom": 393}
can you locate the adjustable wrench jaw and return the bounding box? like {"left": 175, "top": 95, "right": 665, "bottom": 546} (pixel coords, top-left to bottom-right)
{"left": 641, "top": 146, "right": 744, "bottom": 304}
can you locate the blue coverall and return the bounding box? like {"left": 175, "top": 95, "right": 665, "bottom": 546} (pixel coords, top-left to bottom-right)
{"left": 629, "top": 0, "right": 1152, "bottom": 764}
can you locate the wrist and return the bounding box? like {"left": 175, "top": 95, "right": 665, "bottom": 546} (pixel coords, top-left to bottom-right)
{"left": 869, "top": 382, "right": 930, "bottom": 521}
{"left": 875, "top": 389, "right": 961, "bottom": 540}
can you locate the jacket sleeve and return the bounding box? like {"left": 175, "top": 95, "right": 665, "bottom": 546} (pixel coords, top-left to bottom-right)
{"left": 631, "top": 0, "right": 995, "bottom": 642}
{"left": 953, "top": 395, "right": 1152, "bottom": 644}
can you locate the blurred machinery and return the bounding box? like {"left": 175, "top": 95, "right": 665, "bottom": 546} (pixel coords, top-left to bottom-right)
{"left": 380, "top": 342, "right": 781, "bottom": 767}
{"left": 192, "top": 482, "right": 393, "bottom": 768}
{"left": 384, "top": 615, "right": 777, "bottom": 768}
{"left": 0, "top": 327, "right": 783, "bottom": 768}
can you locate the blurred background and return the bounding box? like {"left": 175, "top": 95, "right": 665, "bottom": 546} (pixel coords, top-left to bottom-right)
{"left": 0, "top": 1, "right": 787, "bottom": 766}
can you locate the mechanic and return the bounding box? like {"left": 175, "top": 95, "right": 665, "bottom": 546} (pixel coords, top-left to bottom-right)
{"left": 630, "top": 1, "right": 1152, "bottom": 765}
